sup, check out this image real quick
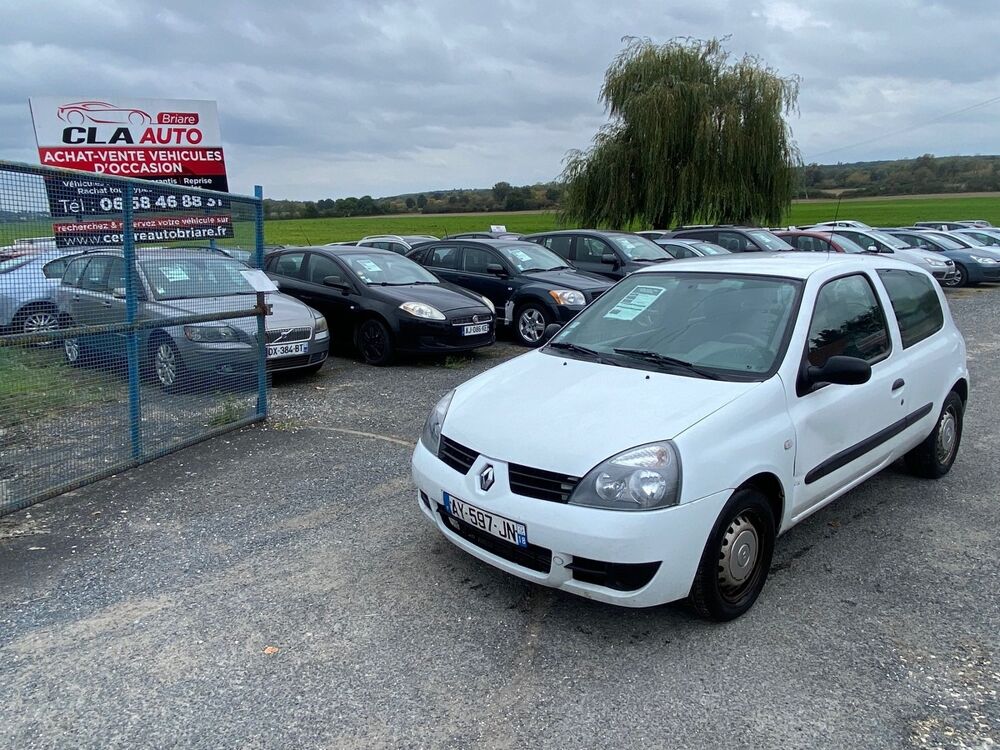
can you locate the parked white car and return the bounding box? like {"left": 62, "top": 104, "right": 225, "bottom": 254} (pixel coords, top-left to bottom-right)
{"left": 412, "top": 254, "right": 968, "bottom": 620}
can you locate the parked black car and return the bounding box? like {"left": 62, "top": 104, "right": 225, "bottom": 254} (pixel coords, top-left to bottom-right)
{"left": 265, "top": 246, "right": 495, "bottom": 365}
{"left": 521, "top": 230, "right": 670, "bottom": 280}
{"left": 406, "top": 239, "right": 612, "bottom": 346}
{"left": 665, "top": 226, "right": 794, "bottom": 252}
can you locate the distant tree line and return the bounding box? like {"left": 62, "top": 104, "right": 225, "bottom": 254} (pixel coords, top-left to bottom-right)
{"left": 263, "top": 182, "right": 563, "bottom": 220}
{"left": 798, "top": 154, "right": 1000, "bottom": 198}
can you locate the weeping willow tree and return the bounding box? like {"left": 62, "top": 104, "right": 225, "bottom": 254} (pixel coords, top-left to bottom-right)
{"left": 561, "top": 37, "right": 800, "bottom": 228}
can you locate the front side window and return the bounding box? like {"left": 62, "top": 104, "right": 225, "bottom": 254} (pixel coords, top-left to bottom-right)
{"left": 576, "top": 237, "right": 611, "bottom": 263}
{"left": 876, "top": 269, "right": 944, "bottom": 348}
{"left": 80, "top": 256, "right": 113, "bottom": 293}
{"left": 306, "top": 253, "right": 345, "bottom": 285}
{"left": 547, "top": 272, "right": 802, "bottom": 380}
{"left": 716, "top": 231, "right": 753, "bottom": 252}
{"left": 462, "top": 247, "right": 497, "bottom": 274}
{"left": 62, "top": 258, "right": 89, "bottom": 287}
{"left": 807, "top": 274, "right": 890, "bottom": 367}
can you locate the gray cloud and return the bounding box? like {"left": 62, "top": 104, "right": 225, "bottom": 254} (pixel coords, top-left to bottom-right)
{"left": 1, "top": 0, "right": 999, "bottom": 198}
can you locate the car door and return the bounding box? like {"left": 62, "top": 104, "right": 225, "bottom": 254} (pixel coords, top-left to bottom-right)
{"left": 786, "top": 272, "right": 911, "bottom": 518}
{"left": 266, "top": 250, "right": 310, "bottom": 299}
{"left": 298, "top": 251, "right": 359, "bottom": 334}
{"left": 457, "top": 245, "right": 514, "bottom": 312}
{"left": 421, "top": 243, "right": 465, "bottom": 286}
{"left": 573, "top": 235, "right": 623, "bottom": 279}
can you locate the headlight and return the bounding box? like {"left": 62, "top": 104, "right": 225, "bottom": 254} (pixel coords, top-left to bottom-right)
{"left": 420, "top": 390, "right": 454, "bottom": 454}
{"left": 925, "top": 258, "right": 948, "bottom": 267}
{"left": 400, "top": 301, "right": 446, "bottom": 320}
{"left": 313, "top": 313, "right": 329, "bottom": 333}
{"left": 479, "top": 295, "right": 496, "bottom": 314}
{"left": 548, "top": 289, "right": 586, "bottom": 306}
{"left": 568, "top": 441, "right": 681, "bottom": 511}
{"left": 184, "top": 325, "right": 238, "bottom": 342}
{"left": 970, "top": 255, "right": 998, "bottom": 264}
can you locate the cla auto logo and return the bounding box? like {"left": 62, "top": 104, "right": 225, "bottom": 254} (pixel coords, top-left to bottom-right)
{"left": 479, "top": 464, "right": 495, "bottom": 492}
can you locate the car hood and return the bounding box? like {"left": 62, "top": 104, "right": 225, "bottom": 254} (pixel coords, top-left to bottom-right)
{"left": 442, "top": 350, "right": 760, "bottom": 477}
{"left": 524, "top": 268, "right": 612, "bottom": 290}
{"left": 890, "top": 247, "right": 951, "bottom": 265}
{"left": 373, "top": 283, "right": 490, "bottom": 313}
{"left": 148, "top": 292, "right": 314, "bottom": 330}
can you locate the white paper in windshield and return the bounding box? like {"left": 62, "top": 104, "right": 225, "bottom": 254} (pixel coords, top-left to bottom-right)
{"left": 358, "top": 259, "right": 382, "bottom": 273}
{"left": 604, "top": 285, "right": 665, "bottom": 321}
{"left": 160, "top": 265, "right": 190, "bottom": 282}
{"left": 511, "top": 249, "right": 533, "bottom": 263}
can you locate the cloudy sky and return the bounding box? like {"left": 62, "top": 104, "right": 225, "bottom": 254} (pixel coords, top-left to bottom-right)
{"left": 1, "top": 0, "right": 998, "bottom": 199}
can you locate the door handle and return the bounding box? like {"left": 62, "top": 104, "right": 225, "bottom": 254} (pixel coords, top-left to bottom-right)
{"left": 891, "top": 378, "right": 905, "bottom": 391}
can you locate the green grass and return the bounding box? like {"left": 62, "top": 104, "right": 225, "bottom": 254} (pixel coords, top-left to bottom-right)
{"left": 262, "top": 194, "right": 1000, "bottom": 244}
{"left": 0, "top": 346, "right": 119, "bottom": 428}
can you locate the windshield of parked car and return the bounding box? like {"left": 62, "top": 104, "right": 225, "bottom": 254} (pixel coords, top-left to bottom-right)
{"left": 0, "top": 257, "right": 31, "bottom": 274}
{"left": 343, "top": 253, "right": 439, "bottom": 285}
{"left": 923, "top": 233, "right": 966, "bottom": 250}
{"left": 607, "top": 234, "right": 671, "bottom": 260}
{"left": 495, "top": 244, "right": 568, "bottom": 272}
{"left": 141, "top": 257, "right": 256, "bottom": 300}
{"left": 546, "top": 272, "right": 802, "bottom": 380}
{"left": 747, "top": 230, "right": 795, "bottom": 251}
{"left": 866, "top": 230, "right": 910, "bottom": 249}
{"left": 827, "top": 235, "right": 868, "bottom": 253}
{"left": 693, "top": 242, "right": 730, "bottom": 255}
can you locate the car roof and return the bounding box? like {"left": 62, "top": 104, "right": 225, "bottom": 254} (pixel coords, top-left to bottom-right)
{"left": 522, "top": 229, "right": 636, "bottom": 238}
{"left": 633, "top": 252, "right": 917, "bottom": 280}
{"left": 304, "top": 244, "right": 399, "bottom": 257}
{"left": 433, "top": 238, "right": 541, "bottom": 248}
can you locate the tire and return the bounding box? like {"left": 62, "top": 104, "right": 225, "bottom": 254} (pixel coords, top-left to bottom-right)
{"left": 356, "top": 318, "right": 394, "bottom": 365}
{"left": 514, "top": 303, "right": 551, "bottom": 347}
{"left": 150, "top": 336, "right": 186, "bottom": 391}
{"left": 689, "top": 488, "right": 776, "bottom": 622}
{"left": 904, "top": 391, "right": 963, "bottom": 479}
{"left": 14, "top": 304, "right": 60, "bottom": 339}
{"left": 947, "top": 264, "right": 968, "bottom": 288}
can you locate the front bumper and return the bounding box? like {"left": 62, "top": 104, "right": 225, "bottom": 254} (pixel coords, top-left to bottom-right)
{"left": 965, "top": 263, "right": 1000, "bottom": 283}
{"left": 396, "top": 313, "right": 495, "bottom": 353}
{"left": 930, "top": 266, "right": 958, "bottom": 283}
{"left": 411, "top": 440, "right": 730, "bottom": 607}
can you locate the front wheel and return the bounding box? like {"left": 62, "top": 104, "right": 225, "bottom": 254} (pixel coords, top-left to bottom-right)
{"left": 356, "top": 319, "right": 394, "bottom": 365}
{"left": 151, "top": 337, "right": 186, "bottom": 391}
{"left": 904, "top": 391, "right": 963, "bottom": 479}
{"left": 514, "top": 303, "right": 551, "bottom": 347}
{"left": 946, "top": 264, "right": 968, "bottom": 288}
{"left": 689, "top": 488, "right": 776, "bottom": 621}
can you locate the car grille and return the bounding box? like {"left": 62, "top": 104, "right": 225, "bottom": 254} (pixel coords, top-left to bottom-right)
{"left": 266, "top": 326, "right": 311, "bottom": 344}
{"left": 451, "top": 314, "right": 493, "bottom": 326}
{"left": 508, "top": 463, "right": 580, "bottom": 503}
{"left": 436, "top": 504, "right": 552, "bottom": 573}
{"left": 438, "top": 435, "right": 479, "bottom": 474}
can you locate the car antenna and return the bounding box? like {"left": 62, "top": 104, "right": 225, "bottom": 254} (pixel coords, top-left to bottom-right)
{"left": 827, "top": 194, "right": 844, "bottom": 258}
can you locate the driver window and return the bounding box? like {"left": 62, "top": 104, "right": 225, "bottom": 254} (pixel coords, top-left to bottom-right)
{"left": 807, "top": 274, "right": 890, "bottom": 367}
{"left": 577, "top": 237, "right": 609, "bottom": 263}
{"left": 462, "top": 247, "right": 494, "bottom": 274}
{"left": 307, "top": 253, "right": 343, "bottom": 285}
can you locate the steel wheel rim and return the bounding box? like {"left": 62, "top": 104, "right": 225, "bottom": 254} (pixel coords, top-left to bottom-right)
{"left": 23, "top": 311, "right": 58, "bottom": 335}
{"left": 361, "top": 323, "right": 385, "bottom": 361}
{"left": 156, "top": 343, "right": 177, "bottom": 386}
{"left": 936, "top": 407, "right": 958, "bottom": 464}
{"left": 718, "top": 511, "right": 762, "bottom": 601}
{"left": 518, "top": 309, "right": 545, "bottom": 343}
{"left": 64, "top": 337, "right": 79, "bottom": 363}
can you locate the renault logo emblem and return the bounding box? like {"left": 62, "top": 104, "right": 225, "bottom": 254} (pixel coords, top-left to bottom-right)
{"left": 479, "top": 464, "right": 495, "bottom": 492}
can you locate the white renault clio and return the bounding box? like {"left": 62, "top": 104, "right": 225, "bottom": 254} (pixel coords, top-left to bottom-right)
{"left": 412, "top": 254, "right": 968, "bottom": 620}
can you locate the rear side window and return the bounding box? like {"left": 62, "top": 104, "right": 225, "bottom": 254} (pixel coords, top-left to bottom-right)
{"left": 272, "top": 252, "right": 306, "bottom": 279}
{"left": 540, "top": 235, "right": 573, "bottom": 260}
{"left": 42, "top": 258, "right": 69, "bottom": 278}
{"left": 62, "top": 258, "right": 89, "bottom": 287}
{"left": 426, "top": 246, "right": 460, "bottom": 269}
{"left": 807, "top": 274, "right": 891, "bottom": 367}
{"left": 876, "top": 269, "right": 944, "bottom": 348}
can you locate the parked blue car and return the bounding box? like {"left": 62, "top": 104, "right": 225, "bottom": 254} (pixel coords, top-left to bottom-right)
{"left": 0, "top": 251, "right": 80, "bottom": 335}
{"left": 884, "top": 229, "right": 1000, "bottom": 288}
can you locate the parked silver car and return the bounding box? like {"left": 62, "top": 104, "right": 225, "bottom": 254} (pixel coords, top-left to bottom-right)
{"left": 55, "top": 248, "right": 329, "bottom": 389}
{"left": 824, "top": 228, "right": 959, "bottom": 284}
{"left": 0, "top": 251, "right": 80, "bottom": 335}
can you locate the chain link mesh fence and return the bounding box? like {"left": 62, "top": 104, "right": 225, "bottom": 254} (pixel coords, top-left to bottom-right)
{"left": 0, "top": 161, "right": 279, "bottom": 516}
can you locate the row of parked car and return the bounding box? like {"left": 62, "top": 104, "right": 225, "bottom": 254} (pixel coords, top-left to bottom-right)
{"left": 2, "top": 217, "right": 996, "bottom": 381}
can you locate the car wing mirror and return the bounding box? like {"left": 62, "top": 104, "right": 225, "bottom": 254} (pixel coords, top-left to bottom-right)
{"left": 805, "top": 355, "right": 872, "bottom": 389}
{"left": 601, "top": 252, "right": 618, "bottom": 265}
{"left": 112, "top": 287, "right": 127, "bottom": 299}
{"left": 486, "top": 263, "right": 507, "bottom": 277}
{"left": 323, "top": 276, "right": 350, "bottom": 291}
{"left": 540, "top": 323, "right": 562, "bottom": 344}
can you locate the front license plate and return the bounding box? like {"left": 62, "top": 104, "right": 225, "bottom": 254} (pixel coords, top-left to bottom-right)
{"left": 462, "top": 323, "right": 490, "bottom": 336}
{"left": 443, "top": 492, "right": 527, "bottom": 548}
{"left": 266, "top": 341, "right": 308, "bottom": 358}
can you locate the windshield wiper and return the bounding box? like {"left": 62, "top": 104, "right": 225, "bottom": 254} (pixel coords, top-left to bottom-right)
{"left": 612, "top": 348, "right": 722, "bottom": 379}
{"left": 372, "top": 281, "right": 434, "bottom": 286}
{"left": 547, "top": 341, "right": 616, "bottom": 364}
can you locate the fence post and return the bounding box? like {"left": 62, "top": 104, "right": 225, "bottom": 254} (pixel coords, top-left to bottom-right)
{"left": 254, "top": 185, "right": 267, "bottom": 418}
{"left": 122, "top": 183, "right": 143, "bottom": 459}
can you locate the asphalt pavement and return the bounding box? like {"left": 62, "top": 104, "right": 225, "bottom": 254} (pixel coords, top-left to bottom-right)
{"left": 1, "top": 290, "right": 998, "bottom": 749}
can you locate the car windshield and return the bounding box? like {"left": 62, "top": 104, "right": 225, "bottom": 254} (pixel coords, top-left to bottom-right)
{"left": 546, "top": 272, "right": 802, "bottom": 380}
{"left": 607, "top": 234, "right": 670, "bottom": 260}
{"left": 925, "top": 234, "right": 965, "bottom": 250}
{"left": 828, "top": 235, "right": 868, "bottom": 253}
{"left": 0, "top": 257, "right": 31, "bottom": 274}
{"left": 141, "top": 257, "right": 256, "bottom": 300}
{"left": 693, "top": 242, "right": 729, "bottom": 255}
{"left": 496, "top": 244, "right": 567, "bottom": 272}
{"left": 343, "top": 253, "right": 439, "bottom": 285}
{"left": 747, "top": 230, "right": 795, "bottom": 251}
{"left": 867, "top": 230, "right": 910, "bottom": 249}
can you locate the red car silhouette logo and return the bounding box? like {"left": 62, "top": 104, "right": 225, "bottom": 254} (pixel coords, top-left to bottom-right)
{"left": 57, "top": 101, "right": 152, "bottom": 126}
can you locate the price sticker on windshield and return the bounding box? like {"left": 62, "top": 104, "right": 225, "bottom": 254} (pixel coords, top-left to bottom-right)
{"left": 604, "top": 285, "right": 665, "bottom": 321}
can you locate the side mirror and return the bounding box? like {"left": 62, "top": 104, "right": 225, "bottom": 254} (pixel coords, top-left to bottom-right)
{"left": 805, "top": 355, "right": 872, "bottom": 389}
{"left": 323, "top": 276, "right": 350, "bottom": 292}
{"left": 866, "top": 245, "right": 879, "bottom": 253}
{"left": 540, "top": 323, "right": 562, "bottom": 344}
{"left": 601, "top": 252, "right": 618, "bottom": 266}
{"left": 112, "top": 287, "right": 127, "bottom": 299}
{"left": 486, "top": 263, "right": 507, "bottom": 277}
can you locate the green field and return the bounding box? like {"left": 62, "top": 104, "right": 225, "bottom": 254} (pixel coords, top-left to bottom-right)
{"left": 263, "top": 194, "right": 1000, "bottom": 245}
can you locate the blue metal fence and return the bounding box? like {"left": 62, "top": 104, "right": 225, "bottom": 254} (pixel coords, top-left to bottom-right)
{"left": 0, "top": 160, "right": 270, "bottom": 516}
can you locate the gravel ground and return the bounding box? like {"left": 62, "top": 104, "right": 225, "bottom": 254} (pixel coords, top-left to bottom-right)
{"left": 1, "top": 292, "right": 998, "bottom": 750}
